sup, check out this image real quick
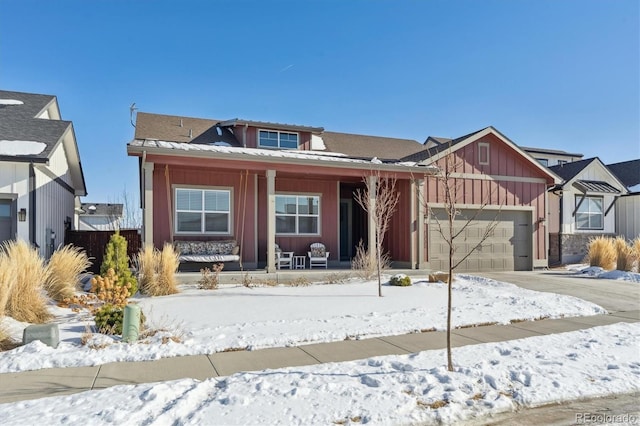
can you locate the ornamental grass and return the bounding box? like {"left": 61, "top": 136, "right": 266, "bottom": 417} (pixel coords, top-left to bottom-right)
{"left": 137, "top": 243, "right": 180, "bottom": 296}
{"left": 586, "top": 236, "right": 616, "bottom": 270}
{"left": 44, "top": 245, "right": 92, "bottom": 302}
{"left": 613, "top": 237, "right": 634, "bottom": 272}
{"left": 156, "top": 243, "right": 180, "bottom": 296}
{"left": 1, "top": 240, "right": 51, "bottom": 323}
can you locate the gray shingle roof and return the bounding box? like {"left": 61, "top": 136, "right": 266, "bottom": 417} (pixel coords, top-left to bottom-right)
{"left": 320, "top": 131, "right": 424, "bottom": 161}
{"left": 607, "top": 159, "right": 640, "bottom": 188}
{"left": 401, "top": 128, "right": 487, "bottom": 163}
{"left": 0, "top": 90, "right": 71, "bottom": 162}
{"left": 548, "top": 157, "right": 596, "bottom": 181}
{"left": 135, "top": 112, "right": 242, "bottom": 146}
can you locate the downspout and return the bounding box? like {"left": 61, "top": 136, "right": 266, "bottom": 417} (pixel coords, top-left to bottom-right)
{"left": 141, "top": 150, "right": 147, "bottom": 209}
{"left": 558, "top": 191, "right": 563, "bottom": 265}
{"left": 29, "top": 163, "right": 36, "bottom": 245}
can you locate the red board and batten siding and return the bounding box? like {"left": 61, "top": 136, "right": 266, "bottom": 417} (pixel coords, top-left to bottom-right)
{"left": 387, "top": 179, "right": 413, "bottom": 263}
{"left": 423, "top": 134, "right": 549, "bottom": 264}
{"left": 152, "top": 165, "right": 258, "bottom": 263}
{"left": 256, "top": 176, "right": 339, "bottom": 263}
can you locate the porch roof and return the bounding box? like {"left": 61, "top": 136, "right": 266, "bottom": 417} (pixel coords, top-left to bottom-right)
{"left": 573, "top": 180, "right": 621, "bottom": 194}
{"left": 128, "top": 139, "right": 437, "bottom": 175}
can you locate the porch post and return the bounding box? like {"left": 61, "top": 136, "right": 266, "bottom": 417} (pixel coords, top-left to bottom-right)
{"left": 417, "top": 179, "right": 425, "bottom": 269}
{"left": 368, "top": 175, "right": 377, "bottom": 267}
{"left": 143, "top": 161, "right": 154, "bottom": 246}
{"left": 266, "top": 169, "right": 276, "bottom": 273}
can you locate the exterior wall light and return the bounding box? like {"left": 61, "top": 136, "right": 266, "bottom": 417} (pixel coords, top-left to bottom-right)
{"left": 18, "top": 208, "right": 27, "bottom": 222}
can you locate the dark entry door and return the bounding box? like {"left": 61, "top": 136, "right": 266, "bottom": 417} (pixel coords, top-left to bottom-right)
{"left": 0, "top": 199, "right": 14, "bottom": 244}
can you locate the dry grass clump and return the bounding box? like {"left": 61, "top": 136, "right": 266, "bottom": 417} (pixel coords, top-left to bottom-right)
{"left": 351, "top": 240, "right": 391, "bottom": 280}
{"left": 613, "top": 237, "right": 634, "bottom": 272}
{"left": 633, "top": 238, "right": 640, "bottom": 272}
{"left": 136, "top": 244, "right": 180, "bottom": 296}
{"left": 44, "top": 245, "right": 92, "bottom": 302}
{"left": 1, "top": 240, "right": 51, "bottom": 323}
{"left": 586, "top": 236, "right": 616, "bottom": 270}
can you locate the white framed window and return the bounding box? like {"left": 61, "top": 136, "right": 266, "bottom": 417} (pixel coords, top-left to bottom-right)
{"left": 275, "top": 194, "right": 319, "bottom": 235}
{"left": 175, "top": 188, "right": 231, "bottom": 234}
{"left": 478, "top": 142, "right": 490, "bottom": 165}
{"left": 575, "top": 195, "right": 603, "bottom": 230}
{"left": 536, "top": 158, "right": 549, "bottom": 167}
{"left": 258, "top": 130, "right": 299, "bottom": 149}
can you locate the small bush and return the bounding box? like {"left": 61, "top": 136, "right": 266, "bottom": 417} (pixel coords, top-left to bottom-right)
{"left": 586, "top": 236, "right": 616, "bottom": 270}
{"left": 91, "top": 269, "right": 131, "bottom": 307}
{"left": 351, "top": 240, "right": 391, "bottom": 280}
{"left": 389, "top": 274, "right": 412, "bottom": 286}
{"left": 1, "top": 240, "right": 51, "bottom": 323}
{"left": 101, "top": 232, "right": 138, "bottom": 296}
{"left": 288, "top": 276, "right": 310, "bottom": 287}
{"left": 44, "top": 245, "right": 92, "bottom": 302}
{"left": 198, "top": 264, "right": 224, "bottom": 290}
{"left": 94, "top": 304, "right": 145, "bottom": 335}
{"left": 613, "top": 237, "right": 633, "bottom": 272}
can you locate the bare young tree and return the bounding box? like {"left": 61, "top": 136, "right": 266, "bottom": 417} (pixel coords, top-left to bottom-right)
{"left": 428, "top": 150, "right": 500, "bottom": 371}
{"left": 354, "top": 172, "right": 400, "bottom": 297}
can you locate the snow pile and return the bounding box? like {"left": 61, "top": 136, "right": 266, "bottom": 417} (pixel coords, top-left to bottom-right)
{"left": 0, "top": 140, "right": 46, "bottom": 156}
{"left": 567, "top": 264, "right": 640, "bottom": 282}
{"left": 0, "top": 323, "right": 638, "bottom": 425}
{"left": 0, "top": 99, "right": 23, "bottom": 105}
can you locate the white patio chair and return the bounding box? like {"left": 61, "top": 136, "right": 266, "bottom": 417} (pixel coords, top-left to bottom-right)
{"left": 275, "top": 244, "right": 293, "bottom": 269}
{"left": 308, "top": 242, "right": 329, "bottom": 269}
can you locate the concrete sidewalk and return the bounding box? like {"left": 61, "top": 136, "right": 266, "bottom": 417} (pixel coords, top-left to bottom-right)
{"left": 1, "top": 310, "right": 637, "bottom": 404}
{"left": 1, "top": 270, "right": 638, "bottom": 407}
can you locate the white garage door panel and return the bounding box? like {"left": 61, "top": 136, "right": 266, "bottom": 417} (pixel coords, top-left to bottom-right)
{"left": 428, "top": 209, "right": 531, "bottom": 272}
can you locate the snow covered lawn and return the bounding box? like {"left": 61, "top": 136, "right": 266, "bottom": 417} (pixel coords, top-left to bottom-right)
{"left": 0, "top": 274, "right": 607, "bottom": 373}
{"left": 1, "top": 322, "right": 638, "bottom": 425}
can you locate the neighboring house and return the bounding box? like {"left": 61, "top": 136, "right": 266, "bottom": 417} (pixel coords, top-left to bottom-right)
{"left": 127, "top": 112, "right": 559, "bottom": 272}
{"left": 548, "top": 158, "right": 628, "bottom": 265}
{"left": 78, "top": 203, "right": 123, "bottom": 231}
{"left": 521, "top": 146, "right": 583, "bottom": 167}
{"left": 0, "top": 90, "right": 87, "bottom": 257}
{"left": 607, "top": 159, "right": 640, "bottom": 240}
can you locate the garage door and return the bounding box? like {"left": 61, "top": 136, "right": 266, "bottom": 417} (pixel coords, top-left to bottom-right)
{"left": 428, "top": 209, "right": 532, "bottom": 272}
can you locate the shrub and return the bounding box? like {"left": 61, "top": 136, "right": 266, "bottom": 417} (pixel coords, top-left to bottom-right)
{"left": 44, "top": 245, "right": 92, "bottom": 302}
{"left": 351, "top": 240, "right": 391, "bottom": 280}
{"left": 586, "top": 236, "right": 616, "bottom": 270}
{"left": 613, "top": 237, "right": 633, "bottom": 272}
{"left": 389, "top": 274, "right": 412, "bottom": 286}
{"left": 94, "top": 304, "right": 146, "bottom": 335}
{"left": 91, "top": 268, "right": 131, "bottom": 307}
{"left": 0, "top": 249, "right": 16, "bottom": 316}
{"left": 1, "top": 240, "right": 51, "bottom": 323}
{"left": 101, "top": 232, "right": 138, "bottom": 296}
{"left": 136, "top": 244, "right": 156, "bottom": 295}
{"left": 198, "top": 264, "right": 224, "bottom": 290}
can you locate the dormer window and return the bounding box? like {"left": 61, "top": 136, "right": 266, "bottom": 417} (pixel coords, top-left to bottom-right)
{"left": 259, "top": 130, "right": 299, "bottom": 149}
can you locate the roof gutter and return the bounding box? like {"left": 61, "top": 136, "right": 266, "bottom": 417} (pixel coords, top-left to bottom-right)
{"left": 126, "top": 143, "right": 438, "bottom": 175}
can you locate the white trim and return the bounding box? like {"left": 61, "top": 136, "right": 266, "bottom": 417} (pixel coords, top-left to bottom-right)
{"left": 478, "top": 142, "right": 490, "bottom": 166}
{"left": 449, "top": 172, "right": 548, "bottom": 184}
{"left": 143, "top": 161, "right": 154, "bottom": 245}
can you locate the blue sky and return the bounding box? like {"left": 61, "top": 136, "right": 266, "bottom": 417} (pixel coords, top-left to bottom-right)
{"left": 1, "top": 0, "right": 638, "bottom": 203}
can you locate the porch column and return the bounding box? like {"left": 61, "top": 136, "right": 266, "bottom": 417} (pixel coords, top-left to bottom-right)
{"left": 143, "top": 161, "right": 154, "bottom": 246}
{"left": 266, "top": 169, "right": 276, "bottom": 273}
{"left": 416, "top": 179, "right": 425, "bottom": 269}
{"left": 368, "top": 175, "right": 377, "bottom": 267}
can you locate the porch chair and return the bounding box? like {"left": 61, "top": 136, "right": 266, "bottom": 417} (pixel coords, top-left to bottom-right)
{"left": 275, "top": 244, "right": 293, "bottom": 270}
{"left": 308, "top": 242, "right": 330, "bottom": 269}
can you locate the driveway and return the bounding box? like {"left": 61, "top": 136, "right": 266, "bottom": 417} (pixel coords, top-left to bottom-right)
{"left": 479, "top": 270, "right": 640, "bottom": 313}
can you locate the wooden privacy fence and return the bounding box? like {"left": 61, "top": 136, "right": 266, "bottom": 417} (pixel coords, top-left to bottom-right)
{"left": 64, "top": 229, "right": 142, "bottom": 273}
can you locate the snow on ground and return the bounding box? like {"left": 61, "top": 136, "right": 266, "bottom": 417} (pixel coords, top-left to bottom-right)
{"left": 566, "top": 264, "right": 640, "bottom": 282}
{"left": 1, "top": 322, "right": 638, "bottom": 425}
{"left": 0, "top": 275, "right": 607, "bottom": 374}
